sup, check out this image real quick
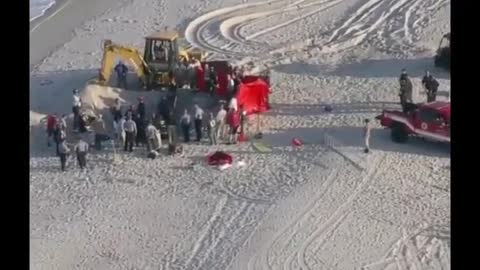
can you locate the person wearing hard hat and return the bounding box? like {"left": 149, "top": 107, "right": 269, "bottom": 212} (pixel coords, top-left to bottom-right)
{"left": 193, "top": 104, "right": 205, "bottom": 142}
{"left": 114, "top": 60, "right": 128, "bottom": 89}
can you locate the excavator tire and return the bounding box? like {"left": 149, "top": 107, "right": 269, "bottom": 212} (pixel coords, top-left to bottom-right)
{"left": 391, "top": 122, "right": 409, "bottom": 143}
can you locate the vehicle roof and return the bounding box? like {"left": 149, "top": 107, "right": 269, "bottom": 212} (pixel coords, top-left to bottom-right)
{"left": 423, "top": 101, "right": 450, "bottom": 118}
{"left": 145, "top": 30, "right": 179, "bottom": 41}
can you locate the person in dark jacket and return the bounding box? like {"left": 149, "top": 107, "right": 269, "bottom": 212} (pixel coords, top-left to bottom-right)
{"left": 114, "top": 61, "right": 128, "bottom": 89}
{"left": 58, "top": 140, "right": 70, "bottom": 171}
{"left": 134, "top": 115, "right": 146, "bottom": 147}
{"left": 399, "top": 69, "right": 413, "bottom": 112}
{"left": 167, "top": 110, "right": 177, "bottom": 144}
{"left": 422, "top": 70, "right": 440, "bottom": 102}
{"left": 53, "top": 123, "right": 67, "bottom": 156}
{"left": 137, "top": 96, "right": 146, "bottom": 121}
{"left": 206, "top": 66, "right": 218, "bottom": 96}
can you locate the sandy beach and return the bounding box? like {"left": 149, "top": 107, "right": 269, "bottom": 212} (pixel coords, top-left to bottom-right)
{"left": 30, "top": 0, "right": 450, "bottom": 269}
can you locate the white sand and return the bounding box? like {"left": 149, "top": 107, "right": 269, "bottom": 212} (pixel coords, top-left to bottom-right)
{"left": 30, "top": 0, "right": 450, "bottom": 269}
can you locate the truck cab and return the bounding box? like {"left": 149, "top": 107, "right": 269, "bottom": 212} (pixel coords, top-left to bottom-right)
{"left": 376, "top": 101, "right": 450, "bottom": 143}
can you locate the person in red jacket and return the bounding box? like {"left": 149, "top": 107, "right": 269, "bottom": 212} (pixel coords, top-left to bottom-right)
{"left": 227, "top": 108, "right": 240, "bottom": 144}
{"left": 46, "top": 113, "right": 58, "bottom": 147}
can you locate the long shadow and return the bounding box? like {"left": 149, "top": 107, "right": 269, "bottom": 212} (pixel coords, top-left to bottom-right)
{"left": 268, "top": 101, "right": 402, "bottom": 116}
{"left": 272, "top": 57, "right": 450, "bottom": 79}
{"left": 261, "top": 126, "right": 450, "bottom": 158}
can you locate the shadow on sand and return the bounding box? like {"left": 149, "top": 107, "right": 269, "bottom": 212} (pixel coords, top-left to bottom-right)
{"left": 268, "top": 101, "right": 402, "bottom": 117}
{"left": 272, "top": 57, "right": 450, "bottom": 79}
{"left": 261, "top": 126, "right": 449, "bottom": 158}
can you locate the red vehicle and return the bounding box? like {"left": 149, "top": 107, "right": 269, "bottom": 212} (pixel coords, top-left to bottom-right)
{"left": 375, "top": 101, "right": 450, "bottom": 143}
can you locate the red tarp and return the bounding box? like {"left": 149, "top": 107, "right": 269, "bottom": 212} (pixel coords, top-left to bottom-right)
{"left": 195, "top": 61, "right": 231, "bottom": 97}
{"left": 207, "top": 151, "right": 233, "bottom": 166}
{"left": 236, "top": 78, "right": 270, "bottom": 115}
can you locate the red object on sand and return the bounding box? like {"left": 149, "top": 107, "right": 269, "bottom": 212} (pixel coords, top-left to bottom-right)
{"left": 236, "top": 78, "right": 270, "bottom": 115}
{"left": 207, "top": 151, "right": 233, "bottom": 166}
{"left": 292, "top": 138, "right": 303, "bottom": 147}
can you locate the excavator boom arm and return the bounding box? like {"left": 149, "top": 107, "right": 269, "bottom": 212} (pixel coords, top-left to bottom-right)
{"left": 98, "top": 41, "right": 151, "bottom": 86}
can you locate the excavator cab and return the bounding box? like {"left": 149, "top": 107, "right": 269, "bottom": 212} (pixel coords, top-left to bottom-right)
{"left": 434, "top": 33, "right": 450, "bottom": 70}
{"left": 143, "top": 31, "right": 182, "bottom": 86}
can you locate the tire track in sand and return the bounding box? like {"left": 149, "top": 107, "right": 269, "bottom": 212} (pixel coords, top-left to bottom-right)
{"left": 247, "top": 154, "right": 385, "bottom": 270}
{"left": 248, "top": 169, "right": 339, "bottom": 270}
{"left": 297, "top": 155, "right": 387, "bottom": 270}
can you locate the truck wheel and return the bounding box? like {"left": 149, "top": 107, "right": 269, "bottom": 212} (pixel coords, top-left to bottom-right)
{"left": 391, "top": 123, "right": 408, "bottom": 143}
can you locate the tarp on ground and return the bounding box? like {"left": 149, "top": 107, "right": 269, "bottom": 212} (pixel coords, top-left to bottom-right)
{"left": 236, "top": 78, "right": 270, "bottom": 115}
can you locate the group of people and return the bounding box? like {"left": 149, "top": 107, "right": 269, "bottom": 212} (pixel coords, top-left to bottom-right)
{"left": 398, "top": 69, "right": 440, "bottom": 112}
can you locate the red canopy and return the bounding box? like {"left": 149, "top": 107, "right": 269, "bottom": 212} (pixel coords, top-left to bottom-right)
{"left": 236, "top": 78, "right": 270, "bottom": 115}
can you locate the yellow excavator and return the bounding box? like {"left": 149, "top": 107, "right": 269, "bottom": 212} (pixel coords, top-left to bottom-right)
{"left": 95, "top": 30, "right": 206, "bottom": 89}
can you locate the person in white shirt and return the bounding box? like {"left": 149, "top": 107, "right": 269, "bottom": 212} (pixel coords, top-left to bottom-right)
{"left": 363, "top": 119, "right": 372, "bottom": 153}
{"left": 228, "top": 96, "right": 238, "bottom": 112}
{"left": 207, "top": 112, "right": 217, "bottom": 145}
{"left": 72, "top": 89, "right": 82, "bottom": 131}
{"left": 74, "top": 138, "right": 89, "bottom": 170}
{"left": 215, "top": 104, "right": 227, "bottom": 140}
{"left": 123, "top": 116, "right": 137, "bottom": 152}
{"left": 193, "top": 104, "right": 204, "bottom": 142}
{"left": 117, "top": 116, "right": 126, "bottom": 147}
{"left": 145, "top": 121, "right": 161, "bottom": 152}
{"left": 180, "top": 109, "right": 192, "bottom": 142}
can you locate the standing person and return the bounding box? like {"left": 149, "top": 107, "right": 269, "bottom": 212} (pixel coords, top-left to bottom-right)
{"left": 135, "top": 115, "right": 147, "bottom": 147}
{"left": 226, "top": 74, "right": 235, "bottom": 102}
{"left": 114, "top": 60, "right": 128, "bottom": 89}
{"left": 58, "top": 140, "right": 70, "bottom": 172}
{"left": 228, "top": 95, "right": 238, "bottom": 112}
{"left": 167, "top": 110, "right": 177, "bottom": 144}
{"left": 232, "top": 71, "right": 241, "bottom": 96}
{"left": 193, "top": 104, "right": 204, "bottom": 142}
{"left": 207, "top": 112, "right": 217, "bottom": 145}
{"left": 117, "top": 115, "right": 126, "bottom": 148}
{"left": 123, "top": 115, "right": 137, "bottom": 152}
{"left": 137, "top": 96, "right": 146, "bottom": 121}
{"left": 112, "top": 98, "right": 123, "bottom": 123}
{"left": 46, "top": 113, "right": 57, "bottom": 147}
{"left": 227, "top": 108, "right": 240, "bottom": 144}
{"left": 72, "top": 89, "right": 82, "bottom": 132}
{"left": 91, "top": 114, "right": 110, "bottom": 150}
{"left": 422, "top": 70, "right": 440, "bottom": 102}
{"left": 363, "top": 119, "right": 372, "bottom": 153}
{"left": 216, "top": 104, "right": 227, "bottom": 140}
{"left": 239, "top": 105, "right": 247, "bottom": 137}
{"left": 145, "top": 121, "right": 160, "bottom": 152}
{"left": 54, "top": 122, "right": 67, "bottom": 156}
{"left": 399, "top": 69, "right": 413, "bottom": 112}
{"left": 59, "top": 114, "right": 68, "bottom": 131}
{"left": 180, "top": 109, "right": 192, "bottom": 143}
{"left": 206, "top": 66, "right": 218, "bottom": 96}
{"left": 74, "top": 137, "right": 89, "bottom": 170}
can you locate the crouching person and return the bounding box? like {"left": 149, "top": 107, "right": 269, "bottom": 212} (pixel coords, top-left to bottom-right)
{"left": 146, "top": 121, "right": 161, "bottom": 152}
